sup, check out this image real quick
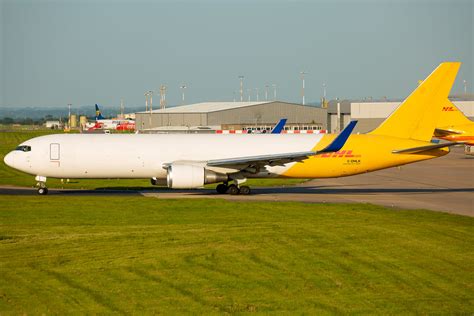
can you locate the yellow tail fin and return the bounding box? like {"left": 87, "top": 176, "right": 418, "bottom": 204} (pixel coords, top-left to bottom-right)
{"left": 369, "top": 62, "right": 461, "bottom": 141}
{"left": 438, "top": 100, "right": 473, "bottom": 128}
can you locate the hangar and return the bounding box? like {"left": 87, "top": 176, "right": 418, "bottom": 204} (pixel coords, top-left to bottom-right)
{"left": 135, "top": 101, "right": 327, "bottom": 132}
{"left": 327, "top": 96, "right": 474, "bottom": 133}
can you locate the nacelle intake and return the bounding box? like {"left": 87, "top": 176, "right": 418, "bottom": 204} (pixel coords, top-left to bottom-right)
{"left": 166, "top": 164, "right": 228, "bottom": 189}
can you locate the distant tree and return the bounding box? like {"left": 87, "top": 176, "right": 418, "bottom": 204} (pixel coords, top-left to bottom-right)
{"left": 1, "top": 117, "right": 14, "bottom": 124}
{"left": 20, "top": 118, "right": 34, "bottom": 125}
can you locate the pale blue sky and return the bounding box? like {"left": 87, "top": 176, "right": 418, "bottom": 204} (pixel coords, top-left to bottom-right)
{"left": 1, "top": 0, "right": 472, "bottom": 108}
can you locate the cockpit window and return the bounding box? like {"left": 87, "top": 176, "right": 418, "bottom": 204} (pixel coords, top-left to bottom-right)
{"left": 15, "top": 145, "right": 31, "bottom": 152}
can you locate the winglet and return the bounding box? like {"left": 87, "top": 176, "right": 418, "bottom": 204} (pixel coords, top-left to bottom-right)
{"left": 319, "top": 121, "right": 357, "bottom": 153}
{"left": 271, "top": 119, "right": 287, "bottom": 134}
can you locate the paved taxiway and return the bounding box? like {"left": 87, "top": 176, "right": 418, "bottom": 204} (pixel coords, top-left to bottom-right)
{"left": 1, "top": 147, "right": 472, "bottom": 216}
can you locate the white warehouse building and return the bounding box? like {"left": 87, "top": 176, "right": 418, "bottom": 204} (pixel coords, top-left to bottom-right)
{"left": 135, "top": 101, "right": 327, "bottom": 132}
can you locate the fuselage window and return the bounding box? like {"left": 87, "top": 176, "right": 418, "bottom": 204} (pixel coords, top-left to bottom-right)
{"left": 15, "top": 145, "right": 31, "bottom": 152}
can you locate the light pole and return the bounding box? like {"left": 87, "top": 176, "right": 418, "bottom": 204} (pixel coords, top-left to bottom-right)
{"left": 148, "top": 91, "right": 153, "bottom": 112}
{"left": 265, "top": 84, "right": 269, "bottom": 101}
{"left": 68, "top": 103, "right": 72, "bottom": 128}
{"left": 464, "top": 80, "right": 468, "bottom": 95}
{"left": 144, "top": 92, "right": 149, "bottom": 112}
{"left": 180, "top": 84, "right": 187, "bottom": 105}
{"left": 300, "top": 71, "right": 307, "bottom": 105}
{"left": 148, "top": 90, "right": 153, "bottom": 128}
{"left": 255, "top": 88, "right": 259, "bottom": 101}
{"left": 247, "top": 89, "right": 251, "bottom": 101}
{"left": 238, "top": 76, "right": 244, "bottom": 101}
{"left": 272, "top": 84, "right": 277, "bottom": 100}
{"left": 159, "top": 85, "right": 167, "bottom": 109}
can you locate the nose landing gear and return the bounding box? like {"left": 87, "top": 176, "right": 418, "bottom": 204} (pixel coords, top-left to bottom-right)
{"left": 35, "top": 175, "right": 48, "bottom": 195}
{"left": 37, "top": 186, "right": 48, "bottom": 195}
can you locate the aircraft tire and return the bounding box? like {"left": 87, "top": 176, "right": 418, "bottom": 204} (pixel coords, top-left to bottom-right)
{"left": 38, "top": 187, "right": 48, "bottom": 195}
{"left": 216, "top": 184, "right": 228, "bottom": 194}
{"left": 239, "top": 186, "right": 251, "bottom": 195}
{"left": 227, "top": 184, "right": 240, "bottom": 195}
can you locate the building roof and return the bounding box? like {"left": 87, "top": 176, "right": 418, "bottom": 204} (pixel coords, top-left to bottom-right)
{"left": 136, "top": 101, "right": 273, "bottom": 114}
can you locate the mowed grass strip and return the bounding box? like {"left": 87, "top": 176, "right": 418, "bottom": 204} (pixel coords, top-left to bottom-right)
{"left": 0, "top": 195, "right": 473, "bottom": 314}
{"left": 0, "top": 130, "right": 307, "bottom": 189}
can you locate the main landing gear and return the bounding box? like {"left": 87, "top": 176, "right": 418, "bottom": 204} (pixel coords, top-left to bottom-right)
{"left": 216, "top": 182, "right": 251, "bottom": 195}
{"left": 36, "top": 176, "right": 48, "bottom": 195}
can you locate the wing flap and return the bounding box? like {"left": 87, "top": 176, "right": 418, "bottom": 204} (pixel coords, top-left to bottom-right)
{"left": 207, "top": 151, "right": 316, "bottom": 167}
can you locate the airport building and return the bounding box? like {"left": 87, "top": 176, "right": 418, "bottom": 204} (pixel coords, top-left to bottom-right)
{"left": 135, "top": 101, "right": 327, "bottom": 132}
{"left": 327, "top": 96, "right": 474, "bottom": 133}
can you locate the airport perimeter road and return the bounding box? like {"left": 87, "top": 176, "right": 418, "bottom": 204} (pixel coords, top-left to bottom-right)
{"left": 1, "top": 148, "right": 472, "bottom": 216}
{"left": 143, "top": 147, "right": 474, "bottom": 217}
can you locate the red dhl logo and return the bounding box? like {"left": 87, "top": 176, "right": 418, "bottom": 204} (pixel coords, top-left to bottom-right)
{"left": 318, "top": 150, "right": 361, "bottom": 158}
{"left": 442, "top": 106, "right": 455, "bottom": 112}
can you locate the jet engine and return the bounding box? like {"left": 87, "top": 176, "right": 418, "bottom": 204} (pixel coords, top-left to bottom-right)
{"left": 166, "top": 164, "right": 228, "bottom": 189}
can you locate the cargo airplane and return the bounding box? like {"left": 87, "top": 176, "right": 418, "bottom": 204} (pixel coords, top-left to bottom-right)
{"left": 4, "top": 62, "right": 461, "bottom": 195}
{"left": 87, "top": 104, "right": 135, "bottom": 131}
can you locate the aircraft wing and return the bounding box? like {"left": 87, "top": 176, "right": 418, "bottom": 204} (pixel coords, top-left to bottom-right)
{"left": 163, "top": 121, "right": 358, "bottom": 172}
{"left": 206, "top": 121, "right": 358, "bottom": 171}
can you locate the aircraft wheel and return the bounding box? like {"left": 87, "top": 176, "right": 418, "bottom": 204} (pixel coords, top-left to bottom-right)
{"left": 150, "top": 178, "right": 157, "bottom": 185}
{"left": 227, "top": 184, "right": 240, "bottom": 195}
{"left": 216, "top": 184, "right": 228, "bottom": 194}
{"left": 239, "top": 186, "right": 251, "bottom": 195}
{"left": 38, "top": 187, "right": 48, "bottom": 195}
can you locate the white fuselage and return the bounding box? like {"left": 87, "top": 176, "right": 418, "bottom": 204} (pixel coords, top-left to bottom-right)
{"left": 4, "top": 133, "right": 323, "bottom": 179}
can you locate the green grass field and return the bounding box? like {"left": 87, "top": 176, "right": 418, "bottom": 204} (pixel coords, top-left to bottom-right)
{"left": 0, "top": 130, "right": 307, "bottom": 189}
{"left": 0, "top": 195, "right": 473, "bottom": 314}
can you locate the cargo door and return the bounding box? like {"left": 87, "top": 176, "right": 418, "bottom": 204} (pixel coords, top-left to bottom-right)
{"left": 50, "top": 143, "right": 60, "bottom": 167}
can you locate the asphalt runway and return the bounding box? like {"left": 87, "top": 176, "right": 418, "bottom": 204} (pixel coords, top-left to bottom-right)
{"left": 1, "top": 147, "right": 473, "bottom": 217}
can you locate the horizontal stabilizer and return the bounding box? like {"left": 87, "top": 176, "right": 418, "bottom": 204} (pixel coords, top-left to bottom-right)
{"left": 434, "top": 128, "right": 463, "bottom": 137}
{"left": 319, "top": 121, "right": 357, "bottom": 153}
{"left": 392, "top": 142, "right": 460, "bottom": 154}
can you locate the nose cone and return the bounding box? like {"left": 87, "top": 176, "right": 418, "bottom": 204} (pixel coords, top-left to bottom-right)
{"left": 4, "top": 152, "right": 15, "bottom": 168}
